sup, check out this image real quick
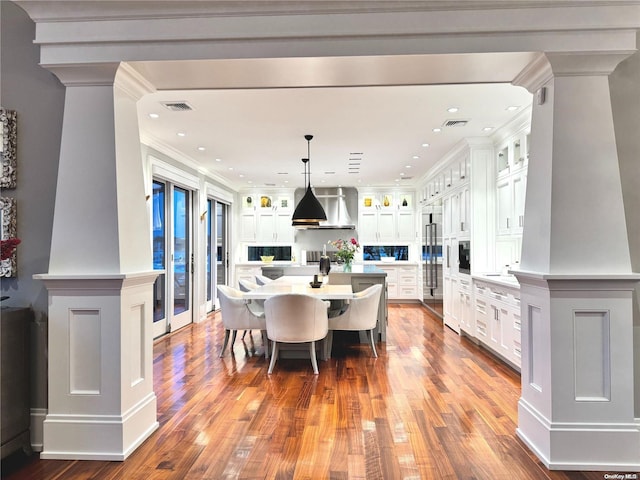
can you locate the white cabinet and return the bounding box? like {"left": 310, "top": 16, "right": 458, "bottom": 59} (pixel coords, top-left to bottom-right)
{"left": 444, "top": 275, "right": 459, "bottom": 332}
{"left": 496, "top": 129, "right": 529, "bottom": 237}
{"left": 441, "top": 184, "right": 470, "bottom": 239}
{"left": 473, "top": 279, "right": 521, "bottom": 370}
{"left": 256, "top": 208, "right": 294, "bottom": 242}
{"left": 359, "top": 208, "right": 396, "bottom": 242}
{"left": 459, "top": 186, "right": 471, "bottom": 236}
{"left": 377, "top": 265, "right": 397, "bottom": 299}
{"left": 496, "top": 171, "right": 526, "bottom": 236}
{"left": 358, "top": 191, "right": 415, "bottom": 243}
{"left": 375, "top": 264, "right": 418, "bottom": 300}
{"left": 458, "top": 277, "right": 473, "bottom": 335}
{"left": 240, "top": 191, "right": 294, "bottom": 243}
{"left": 396, "top": 210, "right": 416, "bottom": 242}
{"left": 396, "top": 264, "right": 418, "bottom": 299}
{"left": 239, "top": 211, "right": 257, "bottom": 242}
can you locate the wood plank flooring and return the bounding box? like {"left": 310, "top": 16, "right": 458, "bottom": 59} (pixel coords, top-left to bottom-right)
{"left": 2, "top": 304, "right": 613, "bottom": 479}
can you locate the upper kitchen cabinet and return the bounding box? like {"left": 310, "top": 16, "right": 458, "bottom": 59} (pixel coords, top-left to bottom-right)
{"left": 496, "top": 172, "right": 527, "bottom": 236}
{"left": 443, "top": 186, "right": 471, "bottom": 238}
{"left": 359, "top": 190, "right": 416, "bottom": 243}
{"left": 495, "top": 128, "right": 529, "bottom": 236}
{"left": 239, "top": 190, "right": 294, "bottom": 243}
{"left": 495, "top": 129, "right": 529, "bottom": 179}
{"left": 422, "top": 151, "right": 471, "bottom": 203}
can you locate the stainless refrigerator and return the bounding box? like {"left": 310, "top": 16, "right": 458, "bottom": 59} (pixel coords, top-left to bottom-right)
{"left": 422, "top": 203, "right": 443, "bottom": 318}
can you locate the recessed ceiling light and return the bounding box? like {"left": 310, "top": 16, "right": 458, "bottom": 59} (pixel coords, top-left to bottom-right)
{"left": 394, "top": 178, "right": 400, "bottom": 182}
{"left": 197, "top": 146, "right": 206, "bottom": 151}
{"left": 284, "top": 180, "right": 289, "bottom": 184}
{"left": 400, "top": 172, "right": 405, "bottom": 176}
{"left": 412, "top": 155, "right": 419, "bottom": 160}
{"left": 247, "top": 180, "right": 253, "bottom": 184}
{"left": 432, "top": 128, "right": 441, "bottom": 133}
{"left": 422, "top": 143, "right": 430, "bottom": 148}
{"left": 447, "top": 107, "right": 459, "bottom": 113}
{"left": 177, "top": 132, "right": 186, "bottom": 137}
{"left": 483, "top": 127, "right": 494, "bottom": 132}
{"left": 239, "top": 174, "right": 244, "bottom": 178}
{"left": 215, "top": 158, "right": 221, "bottom": 162}
{"left": 405, "top": 165, "right": 412, "bottom": 169}
{"left": 506, "top": 105, "right": 519, "bottom": 111}
{"left": 228, "top": 167, "right": 233, "bottom": 171}
{"left": 148, "top": 113, "right": 159, "bottom": 119}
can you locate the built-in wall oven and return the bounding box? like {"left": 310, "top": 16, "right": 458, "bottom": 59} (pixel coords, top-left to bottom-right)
{"left": 422, "top": 203, "right": 443, "bottom": 318}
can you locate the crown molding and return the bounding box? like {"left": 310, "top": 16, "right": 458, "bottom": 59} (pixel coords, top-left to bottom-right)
{"left": 115, "top": 63, "right": 156, "bottom": 101}
{"left": 512, "top": 53, "right": 553, "bottom": 93}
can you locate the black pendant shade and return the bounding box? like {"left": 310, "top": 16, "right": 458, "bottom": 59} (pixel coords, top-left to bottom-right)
{"left": 292, "top": 135, "right": 327, "bottom": 227}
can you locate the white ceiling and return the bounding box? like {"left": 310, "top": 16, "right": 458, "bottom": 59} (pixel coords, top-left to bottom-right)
{"left": 133, "top": 54, "right": 535, "bottom": 190}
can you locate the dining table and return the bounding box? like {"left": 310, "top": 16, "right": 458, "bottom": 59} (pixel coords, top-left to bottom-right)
{"left": 241, "top": 275, "right": 353, "bottom": 360}
{"left": 241, "top": 275, "right": 354, "bottom": 301}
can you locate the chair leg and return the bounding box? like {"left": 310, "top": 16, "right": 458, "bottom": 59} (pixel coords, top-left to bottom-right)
{"left": 242, "top": 330, "right": 248, "bottom": 339}
{"left": 230, "top": 330, "right": 238, "bottom": 353}
{"left": 310, "top": 341, "right": 319, "bottom": 374}
{"left": 261, "top": 331, "right": 270, "bottom": 359}
{"left": 219, "top": 329, "right": 231, "bottom": 357}
{"left": 267, "top": 341, "right": 278, "bottom": 374}
{"left": 324, "top": 331, "right": 334, "bottom": 361}
{"left": 369, "top": 329, "right": 378, "bottom": 358}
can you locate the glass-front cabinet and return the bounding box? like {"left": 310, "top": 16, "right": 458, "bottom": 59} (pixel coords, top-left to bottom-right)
{"left": 239, "top": 190, "right": 294, "bottom": 243}
{"left": 358, "top": 190, "right": 416, "bottom": 243}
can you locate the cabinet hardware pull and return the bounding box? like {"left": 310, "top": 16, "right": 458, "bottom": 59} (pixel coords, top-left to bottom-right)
{"left": 506, "top": 217, "right": 510, "bottom": 229}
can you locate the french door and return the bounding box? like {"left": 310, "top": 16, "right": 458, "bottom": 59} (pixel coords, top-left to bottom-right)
{"left": 152, "top": 179, "right": 194, "bottom": 338}
{"left": 206, "top": 198, "right": 229, "bottom": 312}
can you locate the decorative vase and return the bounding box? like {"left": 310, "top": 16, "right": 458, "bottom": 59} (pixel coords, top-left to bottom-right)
{"left": 343, "top": 260, "right": 352, "bottom": 272}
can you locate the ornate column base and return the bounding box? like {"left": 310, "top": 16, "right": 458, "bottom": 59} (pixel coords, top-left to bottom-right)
{"left": 515, "top": 271, "right": 640, "bottom": 471}
{"left": 34, "top": 272, "right": 158, "bottom": 460}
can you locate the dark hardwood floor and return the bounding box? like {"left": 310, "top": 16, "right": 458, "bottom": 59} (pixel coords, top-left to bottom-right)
{"left": 2, "top": 304, "right": 611, "bottom": 479}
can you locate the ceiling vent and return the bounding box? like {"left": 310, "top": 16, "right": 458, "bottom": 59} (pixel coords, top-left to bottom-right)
{"left": 443, "top": 119, "right": 469, "bottom": 127}
{"left": 161, "top": 101, "right": 193, "bottom": 112}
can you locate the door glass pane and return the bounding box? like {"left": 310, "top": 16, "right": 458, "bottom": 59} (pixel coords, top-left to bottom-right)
{"left": 152, "top": 181, "right": 166, "bottom": 322}
{"left": 216, "top": 202, "right": 226, "bottom": 289}
{"left": 173, "top": 187, "right": 190, "bottom": 315}
{"left": 206, "top": 199, "right": 212, "bottom": 302}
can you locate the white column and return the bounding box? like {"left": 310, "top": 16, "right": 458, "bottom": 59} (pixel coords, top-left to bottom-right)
{"left": 34, "top": 64, "right": 160, "bottom": 460}
{"left": 513, "top": 53, "right": 640, "bottom": 471}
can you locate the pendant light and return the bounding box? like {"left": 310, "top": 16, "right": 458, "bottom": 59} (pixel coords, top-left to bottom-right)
{"left": 292, "top": 134, "right": 327, "bottom": 227}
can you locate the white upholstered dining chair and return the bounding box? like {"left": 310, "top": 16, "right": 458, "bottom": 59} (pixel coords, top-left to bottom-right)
{"left": 263, "top": 294, "right": 329, "bottom": 375}
{"left": 237, "top": 278, "right": 265, "bottom": 339}
{"left": 326, "top": 283, "right": 383, "bottom": 358}
{"left": 217, "top": 285, "right": 269, "bottom": 358}
{"left": 255, "top": 274, "right": 274, "bottom": 286}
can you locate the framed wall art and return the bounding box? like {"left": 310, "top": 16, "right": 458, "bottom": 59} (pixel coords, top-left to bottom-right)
{"left": 0, "top": 197, "right": 18, "bottom": 277}
{"left": 0, "top": 108, "right": 17, "bottom": 189}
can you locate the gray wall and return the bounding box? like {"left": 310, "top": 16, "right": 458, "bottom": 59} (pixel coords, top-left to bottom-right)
{"left": 1, "top": 0, "right": 65, "bottom": 436}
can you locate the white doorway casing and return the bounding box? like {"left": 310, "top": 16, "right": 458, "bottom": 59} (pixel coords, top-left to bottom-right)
{"left": 20, "top": 1, "right": 640, "bottom": 468}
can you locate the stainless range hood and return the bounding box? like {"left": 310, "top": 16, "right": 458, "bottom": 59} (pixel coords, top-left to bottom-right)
{"left": 293, "top": 187, "right": 358, "bottom": 229}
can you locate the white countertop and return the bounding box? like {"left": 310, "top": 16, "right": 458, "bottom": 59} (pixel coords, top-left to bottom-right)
{"left": 472, "top": 273, "right": 520, "bottom": 289}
